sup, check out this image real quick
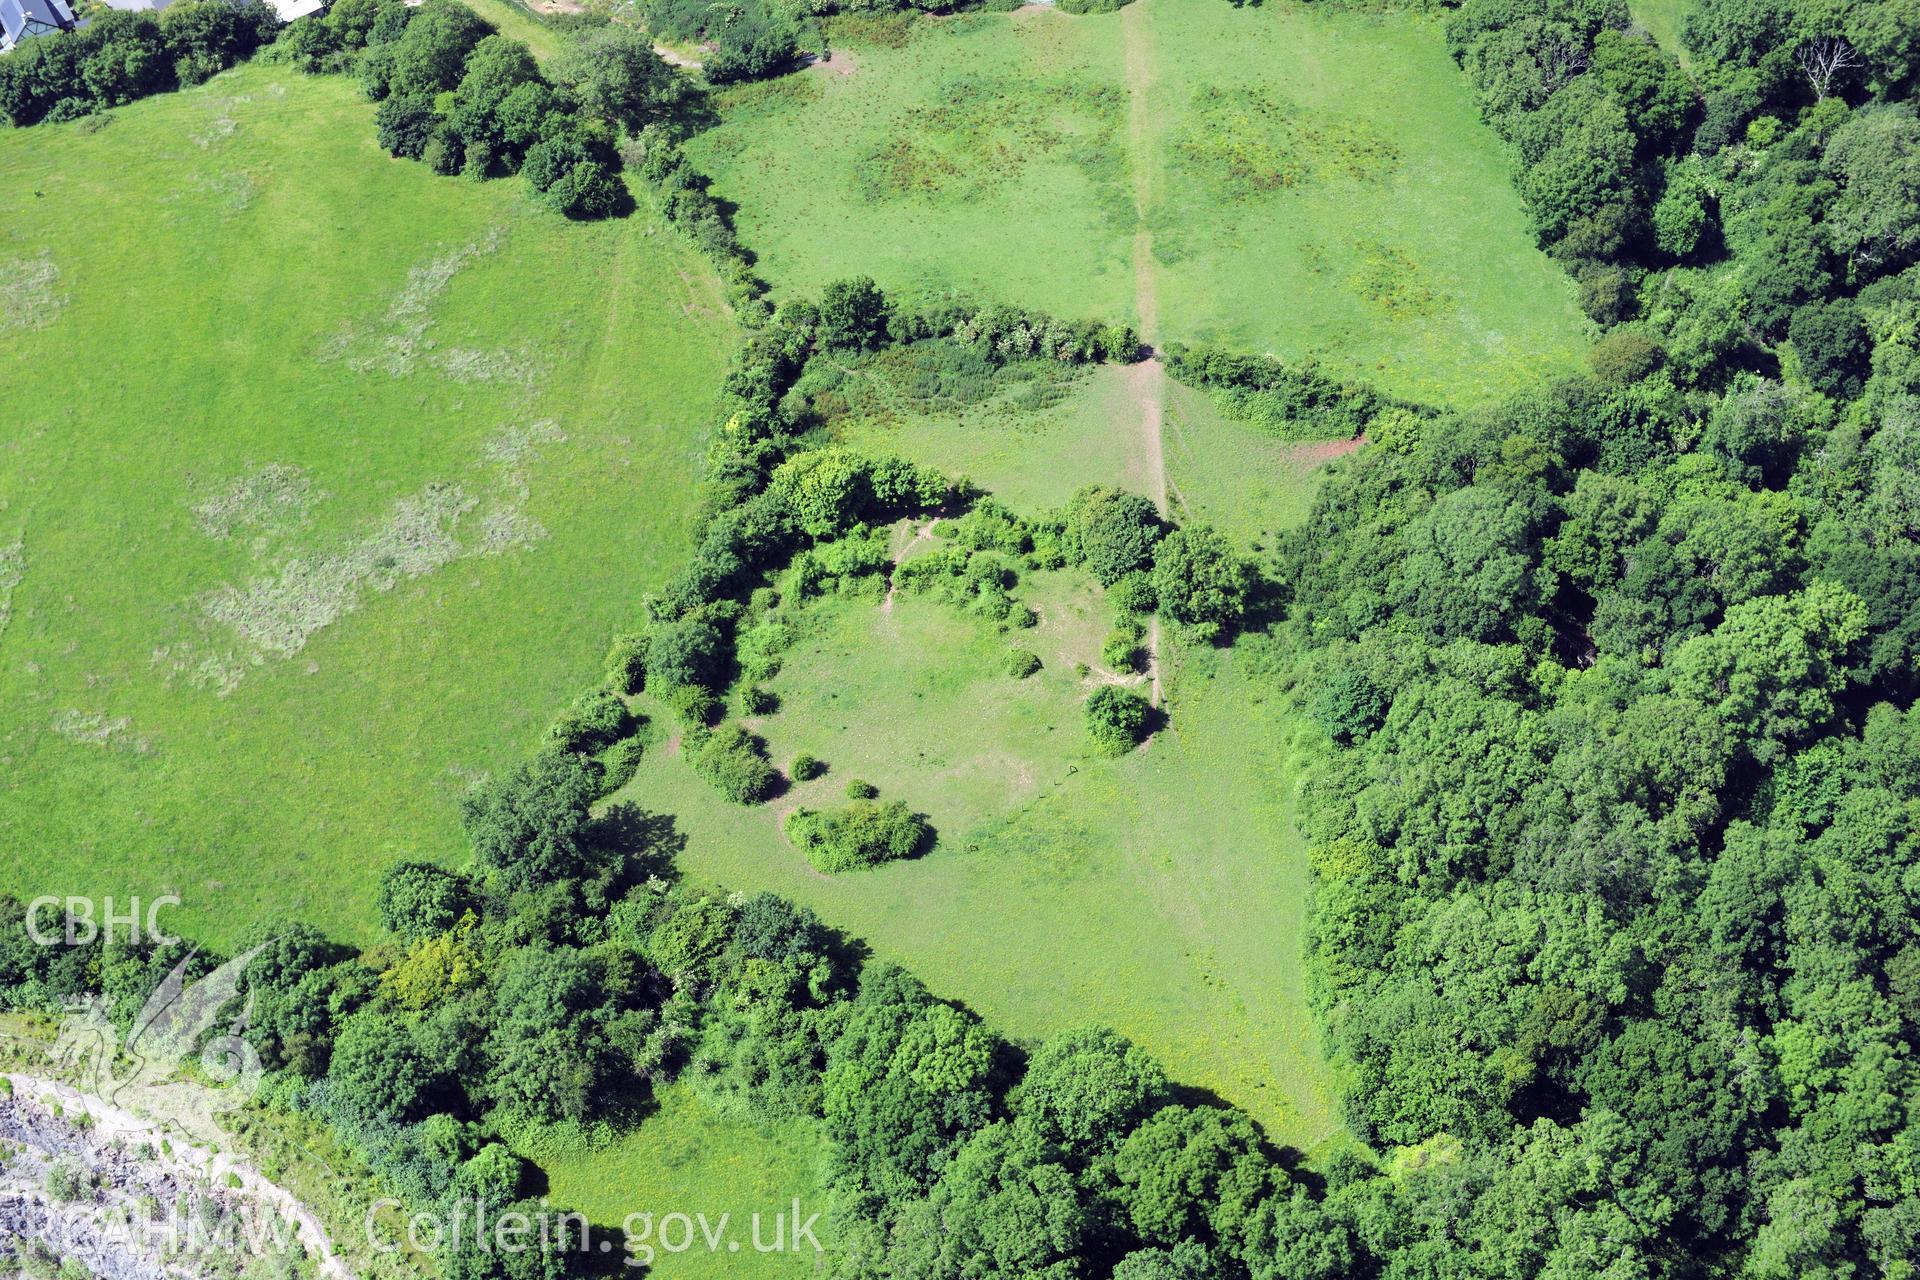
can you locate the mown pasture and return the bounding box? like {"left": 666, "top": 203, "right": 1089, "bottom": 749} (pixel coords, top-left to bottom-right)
{"left": 512, "top": 1082, "right": 831, "bottom": 1280}
{"left": 0, "top": 63, "right": 732, "bottom": 948}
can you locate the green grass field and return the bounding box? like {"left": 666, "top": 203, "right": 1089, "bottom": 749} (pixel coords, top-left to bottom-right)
{"left": 688, "top": 0, "right": 1588, "bottom": 405}
{"left": 460, "top": 0, "right": 570, "bottom": 62}
{"left": 836, "top": 361, "right": 1342, "bottom": 550}
{"left": 0, "top": 64, "right": 732, "bottom": 948}
{"left": 1630, "top": 0, "right": 1693, "bottom": 62}
{"left": 626, "top": 568, "right": 1342, "bottom": 1148}
{"left": 512, "top": 1083, "right": 831, "bottom": 1279}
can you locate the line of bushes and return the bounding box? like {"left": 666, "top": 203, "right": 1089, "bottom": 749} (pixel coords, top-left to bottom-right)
{"left": 0, "top": 0, "right": 280, "bottom": 127}
{"left": 283, "top": 0, "right": 692, "bottom": 219}
{"left": 627, "top": 127, "right": 772, "bottom": 315}
{"left": 1161, "top": 340, "right": 1400, "bottom": 441}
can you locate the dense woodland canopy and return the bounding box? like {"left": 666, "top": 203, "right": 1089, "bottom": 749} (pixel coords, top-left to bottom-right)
{"left": 4, "top": 0, "right": 1920, "bottom": 1275}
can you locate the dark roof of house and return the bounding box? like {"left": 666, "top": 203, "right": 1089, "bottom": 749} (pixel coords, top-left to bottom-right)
{"left": 1, "top": 0, "right": 77, "bottom": 44}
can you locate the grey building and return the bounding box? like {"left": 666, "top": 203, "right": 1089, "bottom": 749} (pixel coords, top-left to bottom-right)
{"left": 0, "top": 0, "right": 78, "bottom": 53}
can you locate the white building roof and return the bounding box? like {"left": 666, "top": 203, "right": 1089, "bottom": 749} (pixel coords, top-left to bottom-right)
{"left": 98, "top": 0, "right": 324, "bottom": 20}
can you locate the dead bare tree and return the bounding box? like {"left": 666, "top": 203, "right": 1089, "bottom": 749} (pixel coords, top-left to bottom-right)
{"left": 1540, "top": 33, "right": 1591, "bottom": 95}
{"left": 1798, "top": 36, "right": 1861, "bottom": 101}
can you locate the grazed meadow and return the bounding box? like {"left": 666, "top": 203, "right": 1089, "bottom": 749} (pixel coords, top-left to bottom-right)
{"left": 0, "top": 0, "right": 1570, "bottom": 1259}
{"left": 624, "top": 587, "right": 1345, "bottom": 1147}
{"left": 690, "top": 0, "right": 1591, "bottom": 404}
{"left": 0, "top": 65, "right": 731, "bottom": 947}
{"left": 6, "top": 0, "right": 1907, "bottom": 1271}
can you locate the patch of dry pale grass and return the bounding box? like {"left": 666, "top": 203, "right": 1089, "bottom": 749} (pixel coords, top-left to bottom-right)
{"left": 49, "top": 709, "right": 146, "bottom": 752}
{"left": 0, "top": 538, "right": 23, "bottom": 641}
{"left": 192, "top": 464, "right": 321, "bottom": 540}
{"left": 1, "top": 253, "right": 65, "bottom": 334}
{"left": 176, "top": 419, "right": 568, "bottom": 689}
{"left": 325, "top": 230, "right": 542, "bottom": 384}
{"left": 200, "top": 481, "right": 477, "bottom": 659}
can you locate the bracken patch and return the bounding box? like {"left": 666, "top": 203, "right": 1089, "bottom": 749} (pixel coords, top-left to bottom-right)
{"left": 1348, "top": 240, "right": 1449, "bottom": 320}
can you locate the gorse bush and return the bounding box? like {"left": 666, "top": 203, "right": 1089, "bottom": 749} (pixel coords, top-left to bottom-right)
{"left": 600, "top": 735, "right": 646, "bottom": 795}
{"left": 1101, "top": 622, "right": 1146, "bottom": 673}
{"left": 44, "top": 1156, "right": 90, "bottom": 1203}
{"left": 687, "top": 722, "right": 776, "bottom": 803}
{"left": 604, "top": 631, "right": 648, "bottom": 694}
{"left": 547, "top": 689, "right": 633, "bottom": 754}
{"left": 1085, "top": 685, "right": 1151, "bottom": 756}
{"left": 1151, "top": 524, "right": 1253, "bottom": 643}
{"left": 459, "top": 750, "right": 602, "bottom": 890}
{"left": 376, "top": 861, "right": 471, "bottom": 942}
{"left": 786, "top": 798, "right": 929, "bottom": 872}
{"left": 645, "top": 615, "right": 730, "bottom": 692}
{"left": 819, "top": 276, "right": 893, "bottom": 351}
{"left": 1057, "top": 486, "right": 1164, "bottom": 586}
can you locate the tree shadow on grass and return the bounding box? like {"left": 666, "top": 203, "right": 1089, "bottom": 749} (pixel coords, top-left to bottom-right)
{"left": 590, "top": 804, "right": 688, "bottom": 885}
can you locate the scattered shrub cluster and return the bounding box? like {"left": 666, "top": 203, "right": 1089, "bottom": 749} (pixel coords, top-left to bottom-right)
{"left": 686, "top": 721, "right": 777, "bottom": 803}
{"left": 0, "top": 0, "right": 281, "bottom": 126}
{"left": 1101, "top": 619, "right": 1146, "bottom": 673}
{"left": 1043, "top": 485, "right": 1254, "bottom": 642}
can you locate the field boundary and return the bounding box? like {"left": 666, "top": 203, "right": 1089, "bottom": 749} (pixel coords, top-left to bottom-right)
{"left": 1123, "top": 0, "right": 1166, "bottom": 709}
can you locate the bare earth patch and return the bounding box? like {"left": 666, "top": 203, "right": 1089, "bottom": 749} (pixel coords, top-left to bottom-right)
{"left": 1278, "top": 434, "right": 1366, "bottom": 466}
{"left": 807, "top": 48, "right": 859, "bottom": 76}
{"left": 1122, "top": 1, "right": 1166, "bottom": 712}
